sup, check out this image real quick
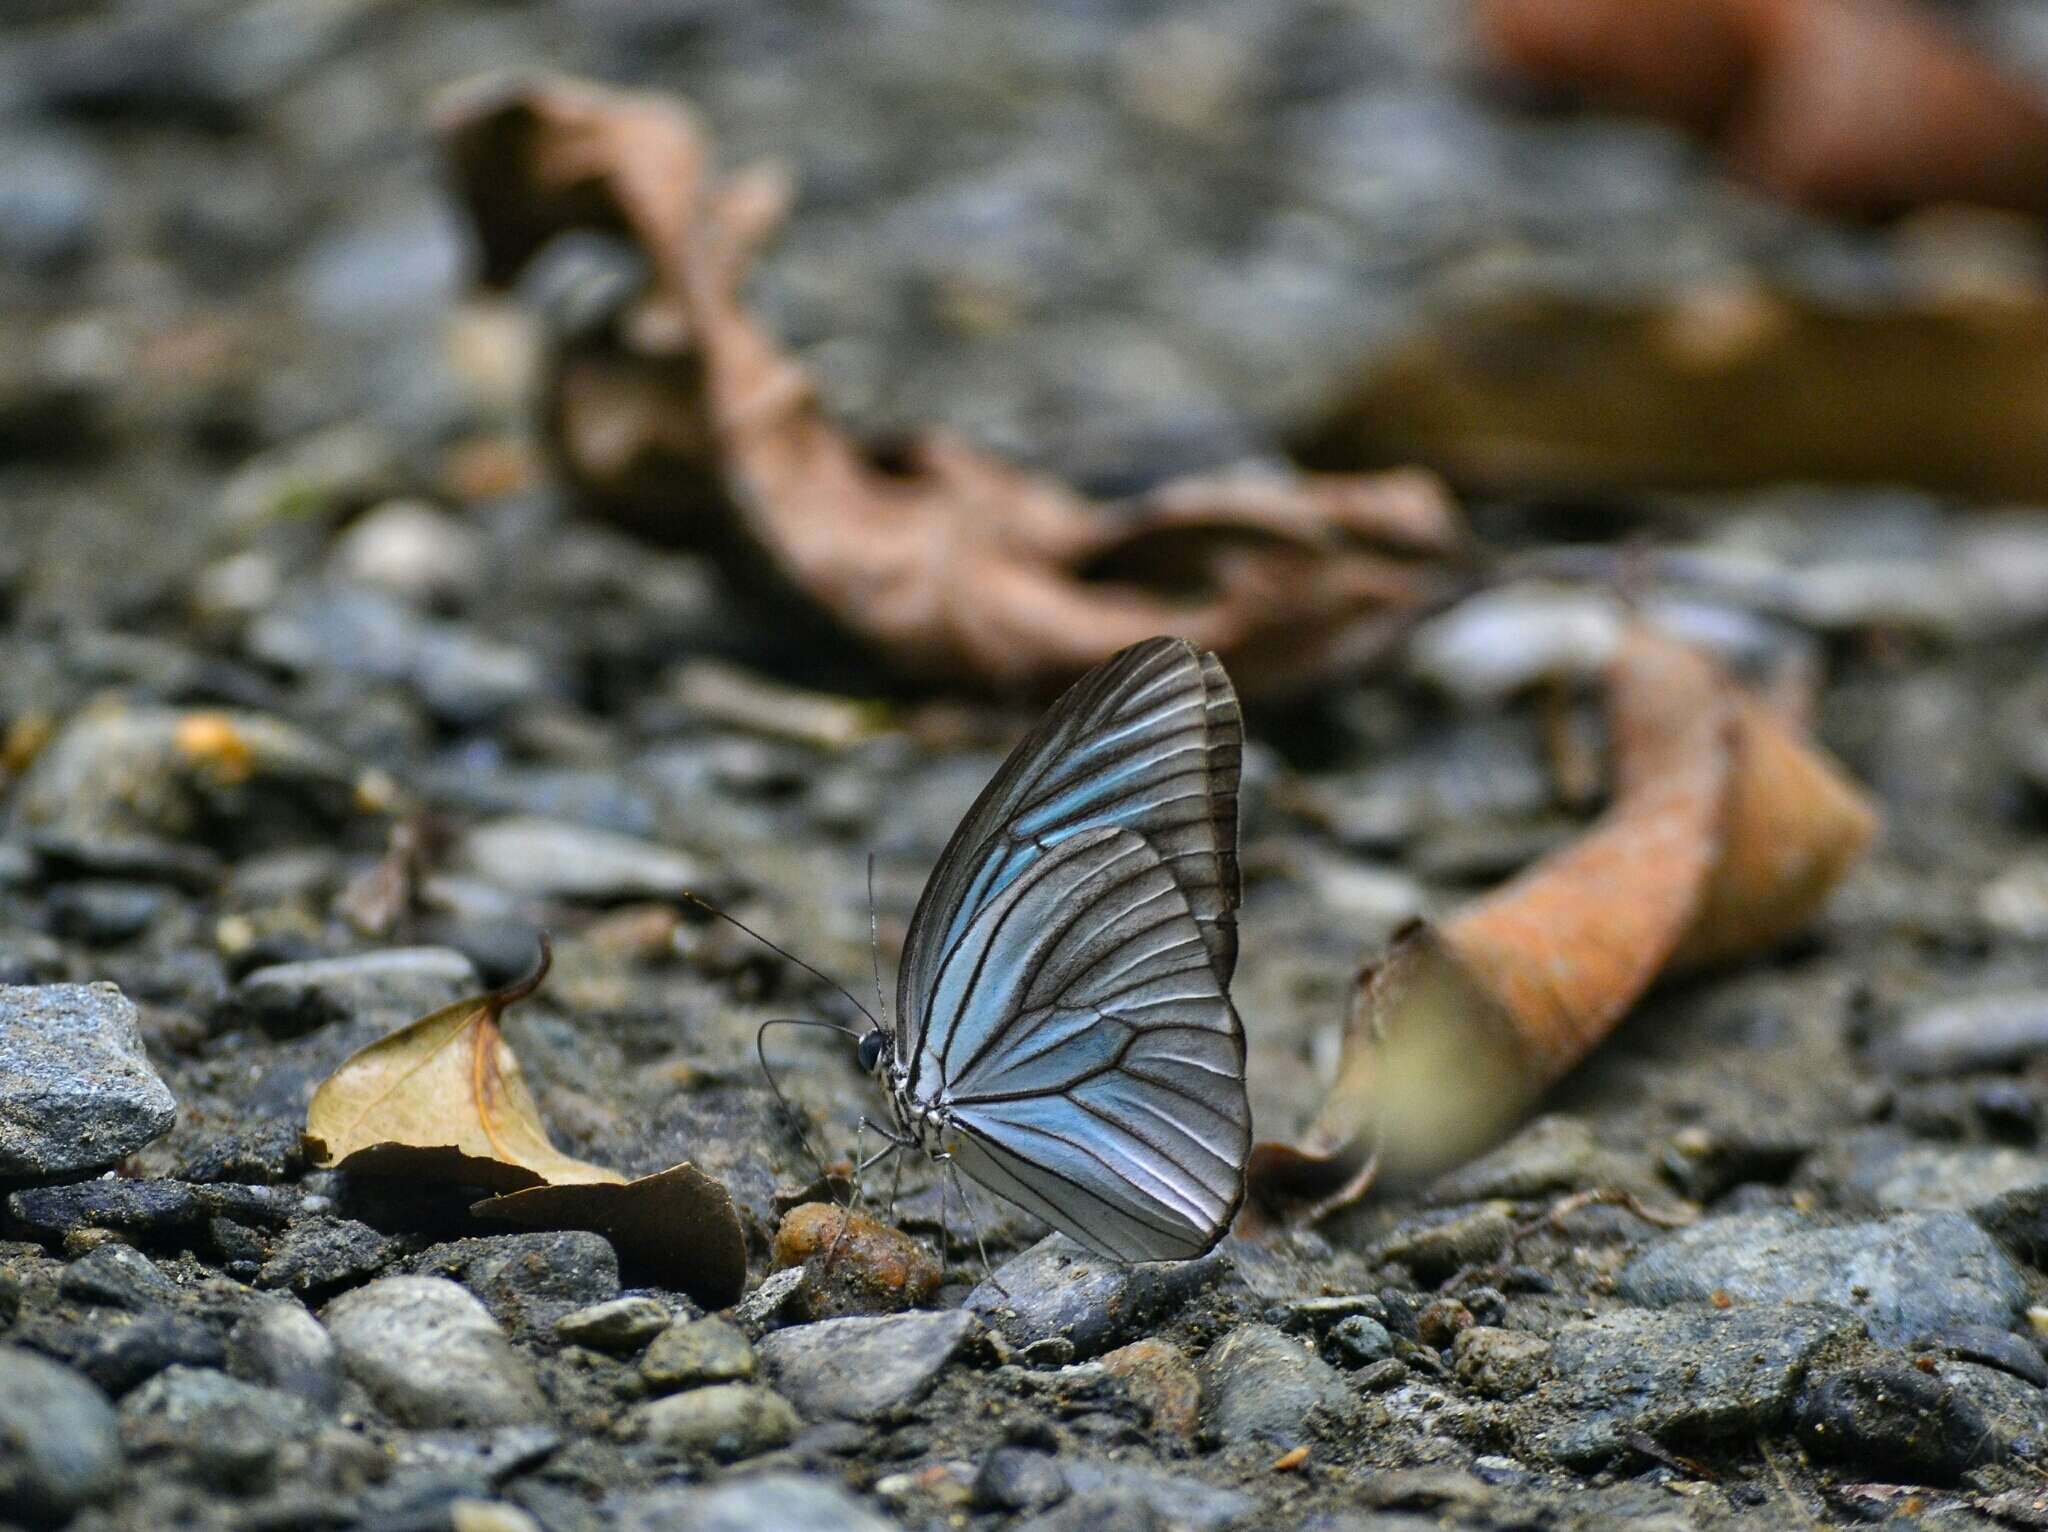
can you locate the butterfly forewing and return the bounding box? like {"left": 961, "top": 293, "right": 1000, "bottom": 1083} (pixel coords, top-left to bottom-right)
{"left": 892, "top": 635, "right": 1250, "bottom": 1264}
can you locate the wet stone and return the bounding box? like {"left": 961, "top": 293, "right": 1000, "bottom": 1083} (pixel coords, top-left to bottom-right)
{"left": 1793, "top": 1363, "right": 1997, "bottom": 1483}
{"left": 1198, "top": 1323, "right": 1353, "bottom": 1451}
{"left": 756, "top": 1309, "right": 977, "bottom": 1422}
{"left": 8, "top": 1178, "right": 201, "bottom": 1241}
{"left": 59, "top": 1242, "right": 177, "bottom": 1309}
{"left": 455, "top": 816, "right": 704, "bottom": 903}
{"left": 554, "top": 1294, "right": 670, "bottom": 1352}
{"left": 612, "top": 1472, "right": 900, "bottom": 1532}
{"left": 323, "top": 1276, "right": 548, "bottom": 1429}
{"left": 974, "top": 1446, "right": 1067, "bottom": 1512}
{"left": 226, "top": 1299, "right": 340, "bottom": 1408}
{"left": 118, "top": 1365, "right": 317, "bottom": 1486}
{"left": 1534, "top": 1303, "right": 1865, "bottom": 1466}
{"left": 0, "top": 1345, "right": 120, "bottom": 1521}
{"left": 0, "top": 982, "right": 178, "bottom": 1180}
{"left": 1616, "top": 1210, "right": 2029, "bottom": 1347}
{"left": 411, "top": 1231, "right": 620, "bottom": 1336}
{"left": 641, "top": 1315, "right": 754, "bottom": 1391}
{"left": 629, "top": 1382, "right": 800, "bottom": 1461}
{"left": 967, "top": 1233, "right": 1227, "bottom": 1360}
{"left": 255, "top": 1214, "right": 394, "bottom": 1298}
{"left": 771, "top": 1203, "right": 940, "bottom": 1319}
{"left": 229, "top": 947, "right": 478, "bottom": 1036}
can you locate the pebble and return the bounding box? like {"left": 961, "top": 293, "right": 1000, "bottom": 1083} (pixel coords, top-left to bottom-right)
{"left": 1871, "top": 992, "right": 2048, "bottom": 1078}
{"left": 59, "top": 1242, "right": 178, "bottom": 1309}
{"left": 1913, "top": 1324, "right": 2048, "bottom": 1388}
{"left": 9, "top": 1177, "right": 202, "bottom": 1241}
{"left": 554, "top": 1295, "right": 670, "bottom": 1352}
{"left": 612, "top": 1473, "right": 900, "bottom": 1532}
{"left": 974, "top": 1446, "right": 1067, "bottom": 1512}
{"left": 629, "top": 1382, "right": 800, "bottom": 1461}
{"left": 1793, "top": 1363, "right": 1995, "bottom": 1483}
{"left": 333, "top": 499, "right": 487, "bottom": 606}
{"left": 0, "top": 1346, "right": 121, "bottom": 1521}
{"left": 1536, "top": 1303, "right": 1867, "bottom": 1465}
{"left": 226, "top": 1299, "right": 341, "bottom": 1408}
{"left": 733, "top": 1266, "right": 808, "bottom": 1328}
{"left": 1197, "top": 1324, "right": 1353, "bottom": 1451}
{"left": 1616, "top": 1210, "right": 2030, "bottom": 1347}
{"left": 1374, "top": 1204, "right": 1515, "bottom": 1283}
{"left": 1453, "top": 1327, "right": 1551, "bottom": 1399}
{"left": 1323, "top": 1315, "right": 1395, "bottom": 1369}
{"left": 966, "top": 1234, "right": 1227, "bottom": 1360}
{"left": 255, "top": 1214, "right": 395, "bottom": 1298}
{"left": 1422, "top": 1114, "right": 1603, "bottom": 1204}
{"left": 0, "top": 132, "right": 105, "bottom": 273}
{"left": 1097, "top": 1338, "right": 1202, "bottom": 1439}
{"left": 73, "top": 1313, "right": 227, "bottom": 1395}
{"left": 1051, "top": 1462, "right": 1257, "bottom": 1532}
{"left": 411, "top": 1231, "right": 621, "bottom": 1336}
{"left": 1833, "top": 1135, "right": 2048, "bottom": 1259}
{"left": 641, "top": 1316, "right": 755, "bottom": 1391}
{"left": 455, "top": 816, "right": 705, "bottom": 903}
{"left": 44, "top": 881, "right": 170, "bottom": 945}
{"left": 322, "top": 1276, "right": 548, "bottom": 1428}
{"left": 771, "top": 1203, "right": 941, "bottom": 1318}
{"left": 0, "top": 982, "right": 178, "bottom": 1180}
{"left": 230, "top": 946, "right": 479, "bottom": 1035}
{"left": 118, "top": 1365, "right": 316, "bottom": 1485}
{"left": 755, "top": 1309, "right": 977, "bottom": 1421}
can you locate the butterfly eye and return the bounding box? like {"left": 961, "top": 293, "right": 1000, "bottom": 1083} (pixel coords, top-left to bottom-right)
{"left": 857, "top": 1029, "right": 885, "bottom": 1073}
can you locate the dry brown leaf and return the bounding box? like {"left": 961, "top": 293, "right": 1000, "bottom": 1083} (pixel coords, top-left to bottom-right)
{"left": 432, "top": 74, "right": 1467, "bottom": 697}
{"left": 303, "top": 937, "right": 623, "bottom": 1192}
{"left": 1247, "top": 623, "right": 1878, "bottom": 1217}
{"left": 476, "top": 1163, "right": 747, "bottom": 1307}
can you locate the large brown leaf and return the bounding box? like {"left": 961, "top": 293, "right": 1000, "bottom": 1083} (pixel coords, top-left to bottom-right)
{"left": 1247, "top": 623, "right": 1878, "bottom": 1218}
{"left": 431, "top": 74, "right": 1466, "bottom": 697}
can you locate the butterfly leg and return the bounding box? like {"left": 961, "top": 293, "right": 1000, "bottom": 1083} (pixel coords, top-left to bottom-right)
{"left": 824, "top": 1122, "right": 909, "bottom": 1278}
{"left": 939, "top": 1152, "right": 1008, "bottom": 1296}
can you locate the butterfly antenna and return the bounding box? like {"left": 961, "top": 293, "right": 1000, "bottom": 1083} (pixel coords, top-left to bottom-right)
{"left": 865, "top": 853, "right": 887, "bottom": 1031}
{"left": 681, "top": 890, "right": 880, "bottom": 1031}
{"left": 755, "top": 1015, "right": 861, "bottom": 1188}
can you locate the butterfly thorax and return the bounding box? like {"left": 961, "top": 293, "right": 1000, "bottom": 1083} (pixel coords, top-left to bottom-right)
{"left": 882, "top": 1053, "right": 955, "bottom": 1157}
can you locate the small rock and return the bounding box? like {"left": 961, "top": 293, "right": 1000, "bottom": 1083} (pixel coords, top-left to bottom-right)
{"left": 226, "top": 1299, "right": 340, "bottom": 1408}
{"left": 756, "top": 1309, "right": 977, "bottom": 1421}
{"left": 323, "top": 1276, "right": 547, "bottom": 1428}
{"left": 1452, "top": 1327, "right": 1551, "bottom": 1399}
{"left": 1097, "top": 1338, "right": 1202, "bottom": 1438}
{"left": 45, "top": 881, "right": 169, "bottom": 945}
{"left": 333, "top": 499, "right": 487, "bottom": 606}
{"left": 1266, "top": 1293, "right": 1388, "bottom": 1335}
{"left": 629, "top": 1383, "right": 800, "bottom": 1461}
{"left": 256, "top": 1215, "right": 394, "bottom": 1298}
{"left": 1423, "top": 1114, "right": 1602, "bottom": 1203}
{"left": 1913, "top": 1324, "right": 2048, "bottom": 1388}
{"left": 119, "top": 1365, "right": 317, "bottom": 1485}
{"left": 0, "top": 1346, "right": 120, "bottom": 1520}
{"left": 1355, "top": 1358, "right": 1410, "bottom": 1392}
{"left": 1054, "top": 1462, "right": 1257, "bottom": 1531}
{"left": 231, "top": 947, "right": 478, "bottom": 1035}
{"left": 1323, "top": 1315, "right": 1395, "bottom": 1370}
{"left": 74, "top": 1313, "right": 226, "bottom": 1395}
{"left": 1872, "top": 993, "right": 2048, "bottom": 1078}
{"left": 554, "top": 1295, "right": 670, "bottom": 1352}
{"left": 411, "top": 1231, "right": 620, "bottom": 1335}
{"left": 456, "top": 816, "right": 704, "bottom": 903}
{"left": 967, "top": 1234, "right": 1226, "bottom": 1360}
{"left": 1834, "top": 1135, "right": 2048, "bottom": 1262}
{"left": 974, "top": 1446, "right": 1067, "bottom": 1512}
{"left": 173, "top": 1117, "right": 304, "bottom": 1184}
{"left": 1617, "top": 1210, "right": 2029, "bottom": 1347}
{"left": 642, "top": 1316, "right": 755, "bottom": 1392}
{"left": 1537, "top": 1303, "right": 1864, "bottom": 1465}
{"left": 1794, "top": 1364, "right": 1994, "bottom": 1483}
{"left": 449, "top": 1503, "right": 543, "bottom": 1532}
{"left": 733, "top": 1266, "right": 808, "bottom": 1328}
{"left": 1198, "top": 1324, "right": 1352, "bottom": 1451}
{"left": 8, "top": 1178, "right": 201, "bottom": 1241}
{"left": 613, "top": 1473, "right": 900, "bottom": 1532}
{"left": 1417, "top": 1297, "right": 1476, "bottom": 1349}
{"left": 771, "top": 1203, "right": 940, "bottom": 1318}
{"left": 59, "top": 1242, "right": 177, "bottom": 1309}
{"left": 1376, "top": 1204, "right": 1515, "bottom": 1283}
{"left": 0, "top": 982, "right": 178, "bottom": 1179}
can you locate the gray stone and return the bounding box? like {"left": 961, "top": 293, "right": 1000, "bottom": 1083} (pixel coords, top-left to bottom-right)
{"left": 967, "top": 1234, "right": 1228, "bottom": 1360}
{"left": 1872, "top": 992, "right": 2048, "bottom": 1078}
{"left": 0, "top": 982, "right": 177, "bottom": 1179}
{"left": 226, "top": 1300, "right": 340, "bottom": 1408}
{"left": 1323, "top": 1315, "right": 1395, "bottom": 1369}
{"left": 613, "top": 1473, "right": 900, "bottom": 1532}
{"left": 385, "top": 1424, "right": 562, "bottom": 1485}
{"left": 8, "top": 1177, "right": 201, "bottom": 1239}
{"left": 231, "top": 947, "right": 478, "bottom": 1035}
{"left": 323, "top": 1276, "right": 547, "bottom": 1428}
{"left": 641, "top": 1316, "right": 754, "bottom": 1391}
{"left": 411, "top": 1231, "right": 620, "bottom": 1335}
{"left": 1198, "top": 1323, "right": 1353, "bottom": 1450}
{"left": 1934, "top": 1359, "right": 2048, "bottom": 1462}
{"left": 1616, "top": 1211, "right": 2029, "bottom": 1347}
{"left": 1914, "top": 1324, "right": 2048, "bottom": 1387}
{"left": 0, "top": 1346, "right": 120, "bottom": 1520}
{"left": 629, "top": 1383, "right": 800, "bottom": 1461}
{"left": 733, "top": 1266, "right": 807, "bottom": 1328}
{"left": 1536, "top": 1303, "right": 1862, "bottom": 1464}
{"left": 1451, "top": 1326, "right": 1550, "bottom": 1399}
{"left": 118, "top": 1365, "right": 317, "bottom": 1484}
{"left": 554, "top": 1295, "right": 670, "bottom": 1351}
{"left": 256, "top": 1214, "right": 394, "bottom": 1298}
{"left": 1834, "top": 1135, "right": 2048, "bottom": 1262}
{"left": 756, "top": 1309, "right": 977, "bottom": 1421}
{"left": 1793, "top": 1362, "right": 1998, "bottom": 1482}
{"left": 59, "top": 1242, "right": 177, "bottom": 1309}
{"left": 455, "top": 816, "right": 704, "bottom": 903}
{"left": 974, "top": 1446, "right": 1067, "bottom": 1512}
{"left": 1052, "top": 1462, "right": 1257, "bottom": 1532}
{"left": 72, "top": 1312, "right": 226, "bottom": 1395}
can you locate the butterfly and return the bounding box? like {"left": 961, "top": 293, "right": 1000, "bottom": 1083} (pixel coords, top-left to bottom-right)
{"left": 851, "top": 636, "right": 1252, "bottom": 1263}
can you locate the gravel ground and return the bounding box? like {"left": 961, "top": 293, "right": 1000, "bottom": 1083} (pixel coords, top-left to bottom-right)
{"left": 9, "top": 3, "right": 2048, "bottom": 1530}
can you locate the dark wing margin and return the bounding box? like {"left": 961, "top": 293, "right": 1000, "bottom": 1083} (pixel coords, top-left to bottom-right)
{"left": 897, "top": 637, "right": 1243, "bottom": 1075}
{"left": 915, "top": 826, "right": 1250, "bottom": 1263}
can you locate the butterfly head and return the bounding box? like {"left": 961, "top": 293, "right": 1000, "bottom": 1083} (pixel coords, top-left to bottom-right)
{"left": 857, "top": 1026, "right": 887, "bottom": 1075}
